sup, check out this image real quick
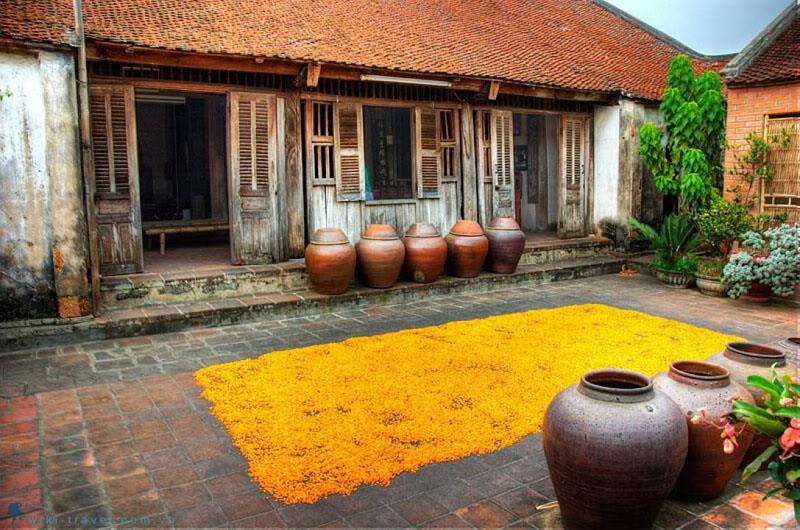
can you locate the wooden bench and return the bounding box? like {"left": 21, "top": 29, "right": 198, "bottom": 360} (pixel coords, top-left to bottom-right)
{"left": 143, "top": 219, "right": 229, "bottom": 255}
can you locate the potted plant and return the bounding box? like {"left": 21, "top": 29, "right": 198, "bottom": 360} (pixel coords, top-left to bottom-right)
{"left": 722, "top": 224, "right": 800, "bottom": 303}
{"left": 725, "top": 368, "right": 800, "bottom": 527}
{"left": 692, "top": 198, "right": 752, "bottom": 296}
{"left": 629, "top": 214, "right": 700, "bottom": 288}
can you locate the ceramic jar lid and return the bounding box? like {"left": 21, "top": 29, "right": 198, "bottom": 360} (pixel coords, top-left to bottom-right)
{"left": 488, "top": 217, "right": 521, "bottom": 231}
{"left": 362, "top": 224, "right": 399, "bottom": 240}
{"left": 309, "top": 227, "right": 350, "bottom": 245}
{"left": 449, "top": 220, "right": 485, "bottom": 237}
{"left": 404, "top": 223, "right": 441, "bottom": 238}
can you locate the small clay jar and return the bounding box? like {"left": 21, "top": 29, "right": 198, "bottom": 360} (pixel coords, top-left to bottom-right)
{"left": 445, "top": 220, "right": 489, "bottom": 278}
{"left": 654, "top": 361, "right": 755, "bottom": 501}
{"left": 304, "top": 228, "right": 356, "bottom": 295}
{"left": 485, "top": 217, "right": 526, "bottom": 274}
{"left": 402, "top": 223, "right": 447, "bottom": 284}
{"left": 355, "top": 224, "right": 405, "bottom": 289}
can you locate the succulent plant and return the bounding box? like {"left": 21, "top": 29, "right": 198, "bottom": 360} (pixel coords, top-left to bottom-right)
{"left": 723, "top": 224, "right": 799, "bottom": 299}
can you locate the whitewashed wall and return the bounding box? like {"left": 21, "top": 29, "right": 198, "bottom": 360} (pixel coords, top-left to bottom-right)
{"left": 593, "top": 104, "right": 621, "bottom": 224}
{"left": 0, "top": 49, "right": 87, "bottom": 320}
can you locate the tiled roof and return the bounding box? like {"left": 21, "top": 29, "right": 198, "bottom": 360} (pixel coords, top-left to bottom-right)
{"left": 724, "top": 10, "right": 800, "bottom": 86}
{"left": 1, "top": 0, "right": 722, "bottom": 100}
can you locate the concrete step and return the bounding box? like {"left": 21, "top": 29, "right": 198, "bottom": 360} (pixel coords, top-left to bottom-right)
{"left": 0, "top": 255, "right": 625, "bottom": 352}
{"left": 519, "top": 236, "right": 612, "bottom": 266}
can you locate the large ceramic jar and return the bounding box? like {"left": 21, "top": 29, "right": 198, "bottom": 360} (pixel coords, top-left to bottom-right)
{"left": 771, "top": 337, "right": 799, "bottom": 361}
{"left": 543, "top": 369, "right": 687, "bottom": 530}
{"left": 402, "top": 223, "right": 447, "bottom": 284}
{"left": 445, "top": 220, "right": 489, "bottom": 278}
{"left": 707, "top": 342, "right": 795, "bottom": 467}
{"left": 654, "top": 361, "right": 755, "bottom": 501}
{"left": 355, "top": 224, "right": 405, "bottom": 289}
{"left": 485, "top": 217, "right": 526, "bottom": 274}
{"left": 304, "top": 228, "right": 356, "bottom": 295}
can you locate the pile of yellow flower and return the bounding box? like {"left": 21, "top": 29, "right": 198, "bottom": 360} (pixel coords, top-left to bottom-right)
{"left": 195, "top": 304, "right": 740, "bottom": 504}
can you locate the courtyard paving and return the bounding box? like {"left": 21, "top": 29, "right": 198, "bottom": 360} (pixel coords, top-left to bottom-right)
{"left": 1, "top": 273, "right": 798, "bottom": 529}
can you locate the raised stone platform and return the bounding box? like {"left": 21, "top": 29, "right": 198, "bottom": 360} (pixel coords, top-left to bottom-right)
{"left": 520, "top": 235, "right": 612, "bottom": 265}
{"left": 0, "top": 255, "right": 625, "bottom": 352}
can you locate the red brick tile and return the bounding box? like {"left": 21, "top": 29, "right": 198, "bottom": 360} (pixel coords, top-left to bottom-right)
{"left": 217, "top": 491, "right": 273, "bottom": 520}
{"left": 104, "top": 473, "right": 154, "bottom": 500}
{"left": 229, "top": 511, "right": 287, "bottom": 528}
{"left": 204, "top": 472, "right": 259, "bottom": 499}
{"left": 159, "top": 482, "right": 212, "bottom": 512}
{"left": 728, "top": 490, "right": 796, "bottom": 526}
{"left": 97, "top": 455, "right": 145, "bottom": 481}
{"left": 109, "top": 490, "right": 162, "bottom": 519}
{"left": 0, "top": 469, "right": 39, "bottom": 492}
{"left": 151, "top": 464, "right": 198, "bottom": 488}
{"left": 455, "top": 500, "right": 517, "bottom": 529}
{"left": 703, "top": 505, "right": 772, "bottom": 530}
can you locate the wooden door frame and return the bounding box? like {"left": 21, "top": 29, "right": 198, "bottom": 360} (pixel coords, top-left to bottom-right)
{"left": 556, "top": 114, "right": 592, "bottom": 238}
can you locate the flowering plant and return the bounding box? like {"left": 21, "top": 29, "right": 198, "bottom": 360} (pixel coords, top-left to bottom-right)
{"left": 727, "top": 368, "right": 800, "bottom": 524}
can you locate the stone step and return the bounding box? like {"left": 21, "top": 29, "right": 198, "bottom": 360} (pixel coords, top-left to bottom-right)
{"left": 519, "top": 236, "right": 612, "bottom": 265}
{"left": 100, "top": 262, "right": 308, "bottom": 312}
{"left": 0, "top": 256, "right": 625, "bottom": 352}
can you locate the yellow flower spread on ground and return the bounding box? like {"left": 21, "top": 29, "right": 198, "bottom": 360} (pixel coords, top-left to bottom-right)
{"left": 194, "top": 304, "right": 741, "bottom": 504}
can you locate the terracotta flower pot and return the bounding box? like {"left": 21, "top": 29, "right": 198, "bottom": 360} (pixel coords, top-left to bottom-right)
{"left": 445, "top": 220, "right": 488, "bottom": 278}
{"left": 304, "top": 228, "right": 356, "bottom": 295}
{"left": 355, "top": 224, "right": 405, "bottom": 289}
{"left": 654, "top": 361, "right": 755, "bottom": 501}
{"left": 402, "top": 223, "right": 447, "bottom": 284}
{"left": 486, "top": 217, "right": 526, "bottom": 274}
{"left": 707, "top": 342, "right": 795, "bottom": 468}
{"left": 742, "top": 281, "right": 771, "bottom": 303}
{"left": 543, "top": 369, "right": 688, "bottom": 530}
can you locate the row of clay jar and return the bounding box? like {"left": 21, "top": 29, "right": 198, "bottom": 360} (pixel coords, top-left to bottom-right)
{"left": 303, "top": 218, "right": 526, "bottom": 295}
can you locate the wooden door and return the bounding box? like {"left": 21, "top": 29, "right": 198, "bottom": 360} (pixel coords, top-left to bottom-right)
{"left": 490, "top": 110, "right": 514, "bottom": 219}
{"left": 228, "top": 92, "right": 279, "bottom": 265}
{"left": 89, "top": 84, "right": 143, "bottom": 275}
{"left": 558, "top": 116, "right": 589, "bottom": 238}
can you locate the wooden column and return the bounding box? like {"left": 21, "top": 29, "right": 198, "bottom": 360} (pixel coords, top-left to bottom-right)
{"left": 284, "top": 89, "right": 305, "bottom": 257}
{"left": 459, "top": 105, "right": 478, "bottom": 221}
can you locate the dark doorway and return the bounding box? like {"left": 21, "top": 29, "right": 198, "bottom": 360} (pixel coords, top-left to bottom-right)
{"left": 135, "top": 91, "right": 230, "bottom": 269}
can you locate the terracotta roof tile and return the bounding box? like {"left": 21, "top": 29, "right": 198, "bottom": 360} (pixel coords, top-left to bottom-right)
{"left": 1, "top": 0, "right": 721, "bottom": 100}
{"left": 727, "top": 13, "right": 800, "bottom": 86}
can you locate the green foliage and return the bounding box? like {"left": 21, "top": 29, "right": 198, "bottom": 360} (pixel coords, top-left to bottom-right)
{"left": 0, "top": 89, "right": 10, "bottom": 101}
{"left": 639, "top": 55, "right": 726, "bottom": 212}
{"left": 727, "top": 131, "right": 775, "bottom": 209}
{"left": 696, "top": 257, "right": 725, "bottom": 277}
{"left": 722, "top": 224, "right": 800, "bottom": 298}
{"left": 729, "top": 368, "right": 800, "bottom": 525}
{"left": 693, "top": 198, "right": 753, "bottom": 256}
{"left": 629, "top": 214, "right": 701, "bottom": 273}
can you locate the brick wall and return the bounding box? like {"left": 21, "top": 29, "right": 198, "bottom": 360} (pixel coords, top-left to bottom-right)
{"left": 724, "top": 82, "right": 800, "bottom": 199}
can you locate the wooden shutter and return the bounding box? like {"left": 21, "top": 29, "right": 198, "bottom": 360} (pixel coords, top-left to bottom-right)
{"left": 334, "top": 102, "right": 364, "bottom": 201}
{"left": 306, "top": 101, "right": 335, "bottom": 185}
{"left": 416, "top": 107, "right": 441, "bottom": 198}
{"left": 490, "top": 110, "right": 514, "bottom": 217}
{"left": 88, "top": 84, "right": 143, "bottom": 275}
{"left": 558, "top": 116, "right": 588, "bottom": 238}
{"left": 764, "top": 117, "right": 800, "bottom": 223}
{"left": 229, "top": 92, "right": 278, "bottom": 264}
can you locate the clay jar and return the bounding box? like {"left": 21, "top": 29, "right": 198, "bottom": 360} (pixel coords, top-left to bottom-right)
{"left": 355, "top": 224, "right": 405, "bottom": 289}
{"left": 402, "top": 223, "right": 447, "bottom": 284}
{"left": 707, "top": 342, "right": 795, "bottom": 467}
{"left": 654, "top": 361, "right": 755, "bottom": 501}
{"left": 304, "top": 228, "right": 356, "bottom": 295}
{"left": 445, "top": 220, "right": 489, "bottom": 278}
{"left": 485, "top": 217, "right": 526, "bottom": 274}
{"left": 543, "top": 369, "right": 688, "bottom": 530}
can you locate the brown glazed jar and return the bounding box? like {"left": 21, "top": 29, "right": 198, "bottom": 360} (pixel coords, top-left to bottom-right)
{"left": 445, "top": 220, "right": 489, "bottom": 278}
{"left": 543, "top": 369, "right": 687, "bottom": 530}
{"left": 355, "top": 224, "right": 405, "bottom": 289}
{"left": 654, "top": 361, "right": 755, "bottom": 501}
{"left": 707, "top": 342, "right": 796, "bottom": 467}
{"left": 485, "top": 217, "right": 526, "bottom": 274}
{"left": 402, "top": 223, "right": 447, "bottom": 284}
{"left": 304, "top": 228, "right": 356, "bottom": 295}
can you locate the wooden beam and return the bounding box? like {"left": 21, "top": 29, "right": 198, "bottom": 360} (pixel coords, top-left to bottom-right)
{"left": 306, "top": 63, "right": 321, "bottom": 87}
{"left": 488, "top": 81, "right": 501, "bottom": 101}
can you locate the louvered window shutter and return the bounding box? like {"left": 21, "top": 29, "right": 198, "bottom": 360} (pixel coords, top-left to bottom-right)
{"left": 334, "top": 103, "right": 365, "bottom": 201}
{"left": 236, "top": 94, "right": 272, "bottom": 196}
{"left": 89, "top": 87, "right": 132, "bottom": 195}
{"left": 563, "top": 118, "right": 584, "bottom": 190}
{"left": 416, "top": 107, "right": 441, "bottom": 198}
{"left": 491, "top": 110, "right": 514, "bottom": 215}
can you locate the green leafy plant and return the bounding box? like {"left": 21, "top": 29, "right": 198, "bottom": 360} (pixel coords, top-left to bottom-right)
{"left": 629, "top": 214, "right": 701, "bottom": 273}
{"left": 639, "top": 55, "right": 726, "bottom": 212}
{"left": 723, "top": 224, "right": 800, "bottom": 298}
{"left": 0, "top": 89, "right": 10, "bottom": 101}
{"left": 693, "top": 198, "right": 754, "bottom": 257}
{"left": 727, "top": 368, "right": 800, "bottom": 525}
{"left": 696, "top": 257, "right": 725, "bottom": 278}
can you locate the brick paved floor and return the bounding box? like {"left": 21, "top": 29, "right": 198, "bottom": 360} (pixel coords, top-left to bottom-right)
{"left": 1, "top": 274, "right": 798, "bottom": 529}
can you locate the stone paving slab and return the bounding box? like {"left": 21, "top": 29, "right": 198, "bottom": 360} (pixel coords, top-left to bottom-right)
{"left": 1, "top": 273, "right": 799, "bottom": 529}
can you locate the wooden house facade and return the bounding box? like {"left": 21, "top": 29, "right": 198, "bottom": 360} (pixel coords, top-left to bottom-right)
{"left": 0, "top": 0, "right": 725, "bottom": 320}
